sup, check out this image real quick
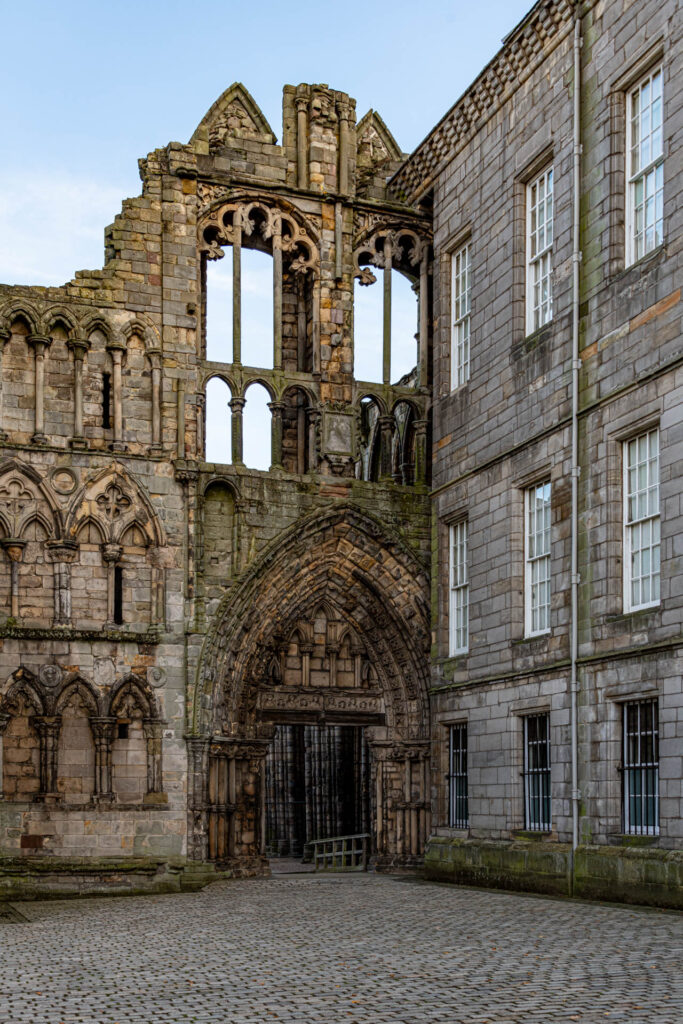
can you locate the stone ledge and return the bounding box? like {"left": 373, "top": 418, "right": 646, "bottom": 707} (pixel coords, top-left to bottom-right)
{"left": 0, "top": 856, "right": 246, "bottom": 901}
{"left": 424, "top": 837, "right": 683, "bottom": 909}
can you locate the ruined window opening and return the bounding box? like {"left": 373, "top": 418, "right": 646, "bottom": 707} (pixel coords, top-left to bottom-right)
{"left": 391, "top": 271, "right": 418, "bottom": 384}
{"left": 243, "top": 382, "right": 271, "bottom": 471}
{"left": 101, "top": 372, "right": 112, "bottom": 429}
{"left": 205, "top": 376, "right": 232, "bottom": 463}
{"left": 282, "top": 388, "right": 311, "bottom": 474}
{"left": 113, "top": 566, "right": 124, "bottom": 625}
{"left": 205, "top": 248, "right": 233, "bottom": 362}
{"left": 357, "top": 397, "right": 381, "bottom": 482}
{"left": 353, "top": 275, "right": 383, "bottom": 383}
{"left": 117, "top": 722, "right": 129, "bottom": 740}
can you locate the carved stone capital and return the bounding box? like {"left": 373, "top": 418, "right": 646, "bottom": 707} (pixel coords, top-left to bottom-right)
{"left": 27, "top": 334, "right": 51, "bottom": 356}
{"left": 67, "top": 337, "right": 91, "bottom": 360}
{"left": 0, "top": 538, "right": 26, "bottom": 562}
{"left": 45, "top": 540, "right": 79, "bottom": 564}
{"left": 229, "top": 397, "right": 246, "bottom": 413}
{"left": 101, "top": 542, "right": 122, "bottom": 564}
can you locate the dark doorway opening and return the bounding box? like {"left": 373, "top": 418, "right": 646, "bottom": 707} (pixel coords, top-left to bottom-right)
{"left": 265, "top": 724, "right": 370, "bottom": 859}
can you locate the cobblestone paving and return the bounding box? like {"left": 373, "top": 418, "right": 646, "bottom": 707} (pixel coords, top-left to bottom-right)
{"left": 1, "top": 874, "right": 681, "bottom": 1024}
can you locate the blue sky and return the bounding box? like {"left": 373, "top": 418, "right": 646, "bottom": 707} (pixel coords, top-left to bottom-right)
{"left": 0, "top": 0, "right": 533, "bottom": 464}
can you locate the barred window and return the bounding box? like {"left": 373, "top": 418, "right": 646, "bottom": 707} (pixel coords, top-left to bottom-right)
{"left": 525, "top": 482, "right": 551, "bottom": 636}
{"left": 523, "top": 713, "right": 551, "bottom": 832}
{"left": 624, "top": 428, "right": 660, "bottom": 611}
{"left": 526, "top": 167, "right": 553, "bottom": 333}
{"left": 448, "top": 723, "right": 468, "bottom": 829}
{"left": 623, "top": 699, "right": 659, "bottom": 836}
{"left": 449, "top": 520, "right": 468, "bottom": 655}
{"left": 627, "top": 68, "right": 663, "bottom": 264}
{"left": 450, "top": 243, "right": 470, "bottom": 389}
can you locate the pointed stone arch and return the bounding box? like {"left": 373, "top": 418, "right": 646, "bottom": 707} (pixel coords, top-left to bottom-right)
{"left": 189, "top": 504, "right": 430, "bottom": 870}
{"left": 65, "top": 462, "right": 164, "bottom": 546}
{"left": 191, "top": 82, "right": 277, "bottom": 152}
{"left": 0, "top": 457, "right": 62, "bottom": 538}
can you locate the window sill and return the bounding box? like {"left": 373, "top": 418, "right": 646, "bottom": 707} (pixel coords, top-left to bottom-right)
{"left": 433, "top": 826, "right": 470, "bottom": 838}
{"left": 511, "top": 829, "right": 557, "bottom": 842}
{"left": 607, "top": 833, "right": 660, "bottom": 848}
{"left": 617, "top": 243, "right": 666, "bottom": 281}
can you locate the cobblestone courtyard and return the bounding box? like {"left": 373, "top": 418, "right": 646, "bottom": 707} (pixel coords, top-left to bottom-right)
{"left": 1, "top": 874, "right": 681, "bottom": 1024}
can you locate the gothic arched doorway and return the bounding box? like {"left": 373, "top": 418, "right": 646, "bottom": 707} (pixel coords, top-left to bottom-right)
{"left": 188, "top": 505, "right": 430, "bottom": 873}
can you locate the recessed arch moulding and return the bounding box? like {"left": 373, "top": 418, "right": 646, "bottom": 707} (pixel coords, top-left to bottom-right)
{"left": 188, "top": 506, "right": 431, "bottom": 872}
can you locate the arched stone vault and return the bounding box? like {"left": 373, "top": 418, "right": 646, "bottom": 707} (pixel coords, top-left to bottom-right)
{"left": 191, "top": 503, "right": 430, "bottom": 739}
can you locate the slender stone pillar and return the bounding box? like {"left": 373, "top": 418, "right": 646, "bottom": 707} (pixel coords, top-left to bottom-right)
{"left": 90, "top": 716, "right": 116, "bottom": 803}
{"left": 186, "top": 736, "right": 210, "bottom": 861}
{"left": 295, "top": 93, "right": 308, "bottom": 189}
{"left": 300, "top": 643, "right": 313, "bottom": 688}
{"left": 27, "top": 334, "right": 52, "bottom": 444}
{"left": 378, "top": 414, "right": 395, "bottom": 481}
{"left": 232, "top": 208, "right": 242, "bottom": 365}
{"left": 67, "top": 337, "right": 90, "bottom": 449}
{"left": 106, "top": 340, "right": 127, "bottom": 451}
{"left": 414, "top": 418, "right": 429, "bottom": 485}
{"left": 176, "top": 384, "right": 185, "bottom": 459}
{"left": 307, "top": 408, "right": 321, "bottom": 473}
{"left": 0, "top": 539, "right": 26, "bottom": 619}
{"left": 335, "top": 202, "right": 343, "bottom": 281}
{"left": 148, "top": 349, "right": 162, "bottom": 452}
{"left": 142, "top": 718, "right": 164, "bottom": 800}
{"left": 0, "top": 328, "right": 9, "bottom": 440}
{"left": 0, "top": 712, "right": 10, "bottom": 800}
{"left": 382, "top": 238, "right": 392, "bottom": 385}
{"left": 269, "top": 401, "right": 284, "bottom": 469}
{"left": 337, "top": 99, "right": 350, "bottom": 195}
{"left": 312, "top": 278, "right": 321, "bottom": 376}
{"left": 229, "top": 396, "right": 245, "bottom": 465}
{"left": 46, "top": 540, "right": 79, "bottom": 627}
{"left": 419, "top": 250, "right": 429, "bottom": 388}
{"left": 273, "top": 217, "right": 283, "bottom": 371}
{"left": 101, "top": 542, "right": 122, "bottom": 626}
{"left": 32, "top": 715, "right": 62, "bottom": 802}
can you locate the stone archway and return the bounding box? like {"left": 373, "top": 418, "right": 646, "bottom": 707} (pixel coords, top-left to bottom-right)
{"left": 188, "top": 504, "right": 430, "bottom": 873}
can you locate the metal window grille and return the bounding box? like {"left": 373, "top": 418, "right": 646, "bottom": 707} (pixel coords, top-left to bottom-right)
{"left": 525, "top": 482, "right": 551, "bottom": 636}
{"left": 623, "top": 699, "right": 659, "bottom": 836}
{"left": 624, "top": 428, "right": 660, "bottom": 611}
{"left": 449, "top": 723, "right": 468, "bottom": 828}
{"left": 627, "top": 68, "right": 663, "bottom": 263}
{"left": 451, "top": 244, "right": 470, "bottom": 389}
{"left": 449, "top": 521, "right": 468, "bottom": 655}
{"left": 523, "top": 713, "right": 551, "bottom": 832}
{"left": 527, "top": 167, "right": 553, "bottom": 332}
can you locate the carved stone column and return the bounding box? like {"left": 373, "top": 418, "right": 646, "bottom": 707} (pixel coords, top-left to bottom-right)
{"left": 414, "top": 418, "right": 429, "bottom": 485}
{"left": 232, "top": 208, "right": 242, "bottom": 365}
{"left": 176, "top": 383, "right": 186, "bottom": 459}
{"left": 337, "top": 98, "right": 351, "bottom": 195}
{"left": 419, "top": 250, "right": 429, "bottom": 388}
{"left": 148, "top": 348, "right": 162, "bottom": 453}
{"left": 46, "top": 540, "right": 79, "bottom": 627}
{"left": 101, "top": 542, "right": 122, "bottom": 626}
{"left": 67, "top": 337, "right": 90, "bottom": 449}
{"left": 32, "top": 715, "right": 62, "bottom": 802}
{"left": 186, "top": 736, "right": 210, "bottom": 861}
{"left": 106, "top": 339, "right": 127, "bottom": 451}
{"left": 378, "top": 414, "right": 395, "bottom": 482}
{"left": 174, "top": 463, "right": 199, "bottom": 625}
{"left": 273, "top": 215, "right": 283, "bottom": 371}
{"left": 295, "top": 91, "right": 308, "bottom": 189}
{"left": 0, "top": 327, "right": 9, "bottom": 440}
{"left": 327, "top": 641, "right": 339, "bottom": 688}
{"left": 90, "top": 716, "right": 116, "bottom": 803}
{"left": 268, "top": 401, "right": 284, "bottom": 470}
{"left": 0, "top": 538, "right": 26, "bottom": 619}
{"left": 27, "top": 334, "right": 52, "bottom": 444}
{"left": 300, "top": 642, "right": 314, "bottom": 688}
{"left": 142, "top": 718, "right": 165, "bottom": 802}
{"left": 0, "top": 712, "right": 10, "bottom": 800}
{"left": 307, "top": 408, "right": 321, "bottom": 473}
{"left": 229, "top": 396, "right": 245, "bottom": 465}
{"left": 382, "top": 237, "right": 392, "bottom": 386}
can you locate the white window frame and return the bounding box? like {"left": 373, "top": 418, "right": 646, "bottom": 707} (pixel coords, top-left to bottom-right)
{"left": 524, "top": 482, "right": 551, "bottom": 637}
{"left": 450, "top": 243, "right": 470, "bottom": 390}
{"left": 626, "top": 66, "right": 664, "bottom": 266}
{"left": 526, "top": 166, "right": 553, "bottom": 334}
{"left": 448, "top": 520, "right": 468, "bottom": 656}
{"left": 623, "top": 427, "right": 660, "bottom": 612}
